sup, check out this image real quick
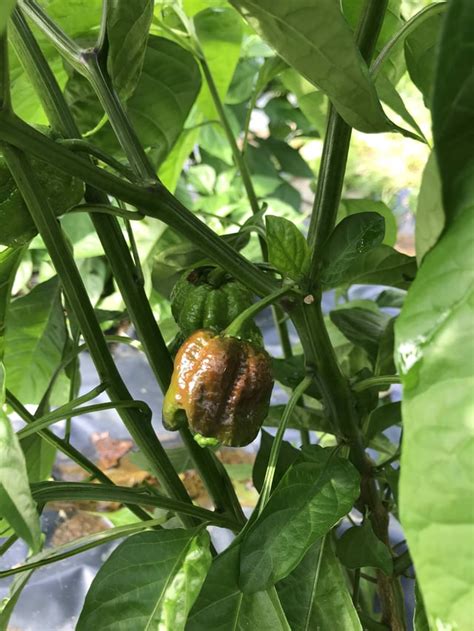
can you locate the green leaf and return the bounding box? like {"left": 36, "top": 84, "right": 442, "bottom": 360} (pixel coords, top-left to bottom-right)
{"left": 77, "top": 528, "right": 211, "bottom": 631}
{"left": 261, "top": 138, "right": 313, "bottom": 179}
{"left": 0, "top": 409, "right": 41, "bottom": 553}
{"left": 322, "top": 244, "right": 417, "bottom": 289}
{"left": 239, "top": 446, "right": 360, "bottom": 592}
{"left": 253, "top": 430, "right": 300, "bottom": 493}
{"left": 194, "top": 7, "right": 243, "bottom": 119}
{"left": 336, "top": 520, "right": 393, "bottom": 575}
{"left": 280, "top": 68, "right": 327, "bottom": 136}
{"left": 187, "top": 544, "right": 291, "bottom": 630}
{"left": 271, "top": 355, "right": 321, "bottom": 399}
{"left": 395, "top": 205, "right": 474, "bottom": 629}
{"left": 376, "top": 73, "right": 426, "bottom": 142}
{"left": 366, "top": 402, "right": 401, "bottom": 442}
{"left": 338, "top": 199, "right": 397, "bottom": 247}
{"left": 4, "top": 277, "right": 67, "bottom": 405}
{"left": 226, "top": 57, "right": 261, "bottom": 104}
{"left": 330, "top": 307, "right": 391, "bottom": 362}
{"left": 376, "top": 287, "right": 406, "bottom": 309}
{"left": 20, "top": 434, "right": 56, "bottom": 483}
{"left": 414, "top": 582, "right": 430, "bottom": 631}
{"left": 320, "top": 213, "right": 386, "bottom": 287}
{"left": 405, "top": 9, "right": 444, "bottom": 106}
{"left": 0, "top": 0, "right": 15, "bottom": 34}
{"left": 432, "top": 0, "right": 474, "bottom": 221}
{"left": 415, "top": 152, "right": 444, "bottom": 264}
{"left": 66, "top": 36, "right": 202, "bottom": 166}
{"left": 0, "top": 570, "right": 34, "bottom": 631}
{"left": 343, "top": 0, "right": 404, "bottom": 85}
{"left": 264, "top": 404, "right": 330, "bottom": 433}
{"left": 278, "top": 537, "right": 362, "bottom": 631}
{"left": 266, "top": 215, "right": 309, "bottom": 280}
{"left": 0, "top": 245, "right": 24, "bottom": 361}
{"left": 106, "top": 0, "right": 154, "bottom": 100}
{"left": 374, "top": 317, "right": 396, "bottom": 376}
{"left": 125, "top": 36, "right": 202, "bottom": 165}
{"left": 229, "top": 0, "right": 392, "bottom": 133}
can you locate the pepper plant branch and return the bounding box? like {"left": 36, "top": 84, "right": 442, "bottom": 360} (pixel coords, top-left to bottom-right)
{"left": 199, "top": 59, "right": 262, "bottom": 220}
{"left": 10, "top": 7, "right": 247, "bottom": 524}
{"left": 302, "top": 1, "right": 405, "bottom": 627}
{"left": 258, "top": 375, "right": 313, "bottom": 514}
{"left": 224, "top": 285, "right": 295, "bottom": 338}
{"left": 2, "top": 144, "right": 198, "bottom": 528}
{"left": 30, "top": 482, "right": 240, "bottom": 530}
{"left": 0, "top": 113, "right": 277, "bottom": 296}
{"left": 198, "top": 49, "right": 301, "bottom": 400}
{"left": 17, "top": 400, "right": 152, "bottom": 440}
{"left": 352, "top": 375, "right": 400, "bottom": 392}
{"left": 57, "top": 139, "right": 137, "bottom": 181}
{"left": 6, "top": 390, "right": 152, "bottom": 522}
{"left": 307, "top": 0, "right": 389, "bottom": 280}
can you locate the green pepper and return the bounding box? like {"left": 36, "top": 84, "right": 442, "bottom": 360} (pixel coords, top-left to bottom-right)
{"left": 0, "top": 126, "right": 84, "bottom": 247}
{"left": 162, "top": 329, "right": 274, "bottom": 447}
{"left": 170, "top": 266, "right": 262, "bottom": 343}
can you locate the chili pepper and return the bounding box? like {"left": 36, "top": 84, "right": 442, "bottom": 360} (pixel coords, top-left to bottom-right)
{"left": 163, "top": 329, "right": 273, "bottom": 447}
{"left": 170, "top": 266, "right": 262, "bottom": 343}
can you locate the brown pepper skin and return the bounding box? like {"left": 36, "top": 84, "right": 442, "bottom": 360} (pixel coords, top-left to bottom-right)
{"left": 162, "top": 330, "right": 274, "bottom": 447}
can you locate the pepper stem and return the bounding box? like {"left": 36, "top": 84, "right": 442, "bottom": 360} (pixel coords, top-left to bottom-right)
{"left": 206, "top": 267, "right": 228, "bottom": 288}
{"left": 224, "top": 284, "right": 295, "bottom": 339}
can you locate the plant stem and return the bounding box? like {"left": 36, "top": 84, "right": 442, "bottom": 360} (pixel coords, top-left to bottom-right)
{"left": 6, "top": 390, "right": 151, "bottom": 521}
{"left": 307, "top": 0, "right": 389, "bottom": 281}
{"left": 258, "top": 376, "right": 312, "bottom": 513}
{"left": 353, "top": 375, "right": 400, "bottom": 392}
{"left": 0, "top": 113, "right": 277, "bottom": 297}
{"left": 307, "top": 106, "right": 351, "bottom": 267}
{"left": 200, "top": 60, "right": 261, "bottom": 219}
{"left": 3, "top": 144, "right": 198, "bottom": 527}
{"left": 58, "top": 138, "right": 136, "bottom": 181}
{"left": 31, "top": 481, "right": 239, "bottom": 530}
{"left": 18, "top": 400, "right": 152, "bottom": 440}
{"left": 10, "top": 6, "right": 248, "bottom": 524}
{"left": 370, "top": 2, "right": 447, "bottom": 80}
{"left": 69, "top": 203, "right": 144, "bottom": 220}
{"left": 224, "top": 285, "right": 293, "bottom": 338}
{"left": 302, "top": 0, "right": 406, "bottom": 627}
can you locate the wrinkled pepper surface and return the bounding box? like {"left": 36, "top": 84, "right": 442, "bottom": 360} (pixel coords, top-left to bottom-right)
{"left": 170, "top": 266, "right": 262, "bottom": 343}
{"left": 163, "top": 329, "right": 273, "bottom": 447}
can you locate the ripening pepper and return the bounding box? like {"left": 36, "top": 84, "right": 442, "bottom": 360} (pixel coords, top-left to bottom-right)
{"left": 162, "top": 329, "right": 273, "bottom": 447}
{"left": 170, "top": 267, "right": 262, "bottom": 343}
{"left": 0, "top": 126, "right": 84, "bottom": 247}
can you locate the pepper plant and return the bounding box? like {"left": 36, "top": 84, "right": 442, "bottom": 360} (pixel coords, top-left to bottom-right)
{"left": 0, "top": 0, "right": 472, "bottom": 629}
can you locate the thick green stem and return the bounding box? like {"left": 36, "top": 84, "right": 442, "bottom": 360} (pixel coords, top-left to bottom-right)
{"left": 3, "top": 145, "right": 198, "bottom": 527}
{"left": 0, "top": 113, "right": 276, "bottom": 297}
{"left": 9, "top": 7, "right": 247, "bottom": 524}
{"left": 302, "top": 1, "right": 405, "bottom": 627}
{"left": 307, "top": 0, "right": 389, "bottom": 281}
{"left": 302, "top": 0, "right": 405, "bottom": 631}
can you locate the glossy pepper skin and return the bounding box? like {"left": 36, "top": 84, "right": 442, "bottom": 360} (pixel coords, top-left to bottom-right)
{"left": 0, "top": 126, "right": 84, "bottom": 247}
{"left": 170, "top": 267, "right": 262, "bottom": 343}
{"left": 163, "top": 330, "right": 273, "bottom": 447}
